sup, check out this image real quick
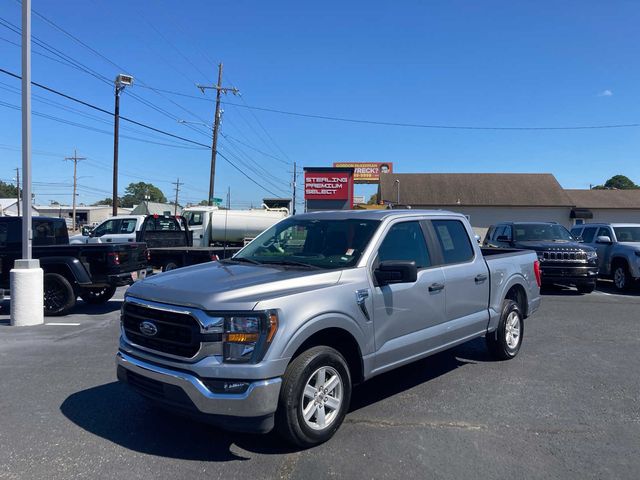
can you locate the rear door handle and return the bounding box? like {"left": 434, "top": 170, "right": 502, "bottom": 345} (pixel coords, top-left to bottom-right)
{"left": 428, "top": 282, "right": 445, "bottom": 292}
{"left": 475, "top": 274, "right": 488, "bottom": 283}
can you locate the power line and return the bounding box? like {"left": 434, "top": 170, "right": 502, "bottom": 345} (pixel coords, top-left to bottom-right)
{"left": 135, "top": 81, "right": 640, "bottom": 131}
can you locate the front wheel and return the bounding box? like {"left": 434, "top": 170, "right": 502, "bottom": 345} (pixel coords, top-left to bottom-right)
{"left": 486, "top": 300, "right": 523, "bottom": 360}
{"left": 79, "top": 285, "right": 117, "bottom": 304}
{"left": 43, "top": 273, "right": 76, "bottom": 316}
{"left": 613, "top": 263, "right": 631, "bottom": 291}
{"left": 275, "top": 346, "right": 351, "bottom": 448}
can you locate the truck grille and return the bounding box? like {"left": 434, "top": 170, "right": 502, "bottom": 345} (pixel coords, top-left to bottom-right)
{"left": 122, "top": 302, "right": 201, "bottom": 358}
{"left": 541, "top": 251, "right": 587, "bottom": 262}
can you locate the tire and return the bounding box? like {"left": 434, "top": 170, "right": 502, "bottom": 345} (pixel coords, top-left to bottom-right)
{"left": 162, "top": 261, "right": 179, "bottom": 272}
{"left": 576, "top": 283, "right": 595, "bottom": 294}
{"left": 486, "top": 299, "right": 523, "bottom": 360}
{"left": 43, "top": 273, "right": 76, "bottom": 316}
{"left": 613, "top": 262, "right": 631, "bottom": 291}
{"left": 275, "top": 346, "right": 352, "bottom": 448}
{"left": 79, "top": 285, "right": 117, "bottom": 304}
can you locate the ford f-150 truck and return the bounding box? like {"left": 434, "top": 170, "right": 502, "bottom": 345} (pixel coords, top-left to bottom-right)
{"left": 571, "top": 223, "right": 640, "bottom": 291}
{"left": 116, "top": 210, "right": 541, "bottom": 447}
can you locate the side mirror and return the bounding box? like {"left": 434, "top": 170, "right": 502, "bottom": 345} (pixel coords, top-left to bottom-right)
{"left": 595, "top": 236, "right": 612, "bottom": 244}
{"left": 374, "top": 260, "right": 418, "bottom": 286}
{"left": 575, "top": 236, "right": 584, "bottom": 243}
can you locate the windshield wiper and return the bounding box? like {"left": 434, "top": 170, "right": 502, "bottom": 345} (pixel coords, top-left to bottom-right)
{"left": 220, "top": 257, "right": 262, "bottom": 265}
{"left": 260, "top": 259, "right": 322, "bottom": 269}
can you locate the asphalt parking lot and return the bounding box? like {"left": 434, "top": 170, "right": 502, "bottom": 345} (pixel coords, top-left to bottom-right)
{"left": 1, "top": 283, "right": 639, "bottom": 480}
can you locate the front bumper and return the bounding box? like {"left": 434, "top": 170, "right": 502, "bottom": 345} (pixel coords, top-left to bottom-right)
{"left": 116, "top": 351, "right": 281, "bottom": 431}
{"left": 540, "top": 265, "right": 598, "bottom": 285}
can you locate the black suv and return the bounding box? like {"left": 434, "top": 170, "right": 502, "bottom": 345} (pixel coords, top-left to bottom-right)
{"left": 484, "top": 222, "right": 598, "bottom": 293}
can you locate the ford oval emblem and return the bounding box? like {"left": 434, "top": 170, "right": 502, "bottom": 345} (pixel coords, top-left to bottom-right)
{"left": 139, "top": 320, "right": 158, "bottom": 337}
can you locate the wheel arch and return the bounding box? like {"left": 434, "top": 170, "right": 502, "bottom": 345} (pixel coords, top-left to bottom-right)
{"left": 282, "top": 320, "right": 365, "bottom": 385}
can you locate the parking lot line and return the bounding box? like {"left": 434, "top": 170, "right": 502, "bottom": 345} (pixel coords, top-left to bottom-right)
{"left": 45, "top": 322, "right": 81, "bottom": 326}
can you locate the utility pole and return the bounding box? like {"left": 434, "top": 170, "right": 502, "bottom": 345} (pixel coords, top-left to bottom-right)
{"left": 15, "top": 168, "right": 20, "bottom": 216}
{"left": 197, "top": 63, "right": 239, "bottom": 206}
{"left": 291, "top": 160, "right": 297, "bottom": 215}
{"left": 65, "top": 149, "right": 86, "bottom": 231}
{"left": 172, "top": 177, "right": 183, "bottom": 216}
{"left": 112, "top": 74, "right": 133, "bottom": 217}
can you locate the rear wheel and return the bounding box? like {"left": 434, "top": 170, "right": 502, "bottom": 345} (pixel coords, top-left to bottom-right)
{"left": 43, "top": 273, "right": 76, "bottom": 316}
{"left": 486, "top": 299, "right": 523, "bottom": 360}
{"left": 79, "top": 285, "right": 116, "bottom": 304}
{"left": 275, "top": 346, "right": 351, "bottom": 448}
{"left": 162, "top": 261, "right": 179, "bottom": 272}
{"left": 613, "top": 262, "right": 631, "bottom": 291}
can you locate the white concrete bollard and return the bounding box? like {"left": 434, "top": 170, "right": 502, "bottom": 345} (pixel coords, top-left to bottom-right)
{"left": 10, "top": 259, "right": 44, "bottom": 327}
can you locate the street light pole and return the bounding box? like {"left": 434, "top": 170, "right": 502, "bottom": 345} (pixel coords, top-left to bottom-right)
{"left": 11, "top": 0, "right": 43, "bottom": 326}
{"left": 112, "top": 74, "right": 133, "bottom": 217}
{"left": 395, "top": 179, "right": 400, "bottom": 206}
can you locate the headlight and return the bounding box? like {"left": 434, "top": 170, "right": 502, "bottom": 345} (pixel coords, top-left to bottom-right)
{"left": 222, "top": 311, "right": 278, "bottom": 363}
{"left": 586, "top": 250, "right": 598, "bottom": 261}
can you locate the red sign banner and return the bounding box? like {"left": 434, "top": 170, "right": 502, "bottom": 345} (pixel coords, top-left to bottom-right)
{"left": 304, "top": 172, "right": 351, "bottom": 200}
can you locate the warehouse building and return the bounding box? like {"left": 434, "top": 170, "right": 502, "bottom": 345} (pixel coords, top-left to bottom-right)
{"left": 379, "top": 173, "right": 640, "bottom": 239}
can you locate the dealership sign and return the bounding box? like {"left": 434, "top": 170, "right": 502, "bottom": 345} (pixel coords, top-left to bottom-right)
{"left": 304, "top": 171, "right": 351, "bottom": 200}
{"left": 332, "top": 162, "right": 393, "bottom": 184}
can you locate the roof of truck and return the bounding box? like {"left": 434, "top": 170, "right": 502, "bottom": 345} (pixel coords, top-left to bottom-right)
{"left": 294, "top": 209, "right": 465, "bottom": 221}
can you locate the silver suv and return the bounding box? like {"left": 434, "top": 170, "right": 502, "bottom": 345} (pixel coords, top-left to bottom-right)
{"left": 571, "top": 223, "right": 640, "bottom": 290}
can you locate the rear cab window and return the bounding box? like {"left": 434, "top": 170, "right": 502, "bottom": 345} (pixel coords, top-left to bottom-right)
{"left": 431, "top": 219, "right": 474, "bottom": 264}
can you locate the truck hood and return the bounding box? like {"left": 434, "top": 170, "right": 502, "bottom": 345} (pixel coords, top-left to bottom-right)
{"left": 126, "top": 261, "right": 342, "bottom": 311}
{"left": 513, "top": 240, "right": 595, "bottom": 252}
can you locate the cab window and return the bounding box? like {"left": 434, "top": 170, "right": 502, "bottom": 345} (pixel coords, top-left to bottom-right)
{"left": 92, "top": 219, "right": 119, "bottom": 237}
{"left": 581, "top": 227, "right": 597, "bottom": 243}
{"left": 377, "top": 221, "right": 430, "bottom": 268}
{"left": 432, "top": 219, "right": 474, "bottom": 264}
{"left": 119, "top": 218, "right": 138, "bottom": 233}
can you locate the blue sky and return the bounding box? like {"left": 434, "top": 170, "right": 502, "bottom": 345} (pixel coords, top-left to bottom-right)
{"left": 1, "top": 0, "right": 639, "bottom": 207}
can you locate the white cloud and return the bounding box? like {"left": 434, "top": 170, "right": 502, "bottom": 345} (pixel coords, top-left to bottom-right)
{"left": 598, "top": 89, "right": 613, "bottom": 97}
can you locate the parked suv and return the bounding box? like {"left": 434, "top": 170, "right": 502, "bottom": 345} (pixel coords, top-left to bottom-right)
{"left": 484, "top": 222, "right": 598, "bottom": 293}
{"left": 571, "top": 223, "right": 640, "bottom": 291}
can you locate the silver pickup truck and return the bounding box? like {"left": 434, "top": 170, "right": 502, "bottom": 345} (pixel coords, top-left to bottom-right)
{"left": 116, "top": 210, "right": 541, "bottom": 447}
{"left": 571, "top": 223, "right": 640, "bottom": 290}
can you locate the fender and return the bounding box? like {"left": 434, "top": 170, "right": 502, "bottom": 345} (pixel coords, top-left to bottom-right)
{"left": 38, "top": 256, "right": 92, "bottom": 285}
{"left": 487, "top": 272, "right": 529, "bottom": 332}
{"left": 278, "top": 311, "right": 367, "bottom": 360}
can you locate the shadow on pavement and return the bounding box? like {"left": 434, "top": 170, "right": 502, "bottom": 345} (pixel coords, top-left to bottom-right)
{"left": 60, "top": 381, "right": 299, "bottom": 459}
{"left": 61, "top": 344, "right": 483, "bottom": 458}
{"left": 73, "top": 299, "right": 124, "bottom": 315}
{"left": 540, "top": 284, "right": 582, "bottom": 296}
{"left": 595, "top": 280, "right": 640, "bottom": 297}
{"left": 350, "top": 338, "right": 486, "bottom": 413}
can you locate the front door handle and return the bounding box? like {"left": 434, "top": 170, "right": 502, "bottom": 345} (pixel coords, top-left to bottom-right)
{"left": 475, "top": 274, "right": 488, "bottom": 283}
{"left": 429, "top": 282, "right": 445, "bottom": 292}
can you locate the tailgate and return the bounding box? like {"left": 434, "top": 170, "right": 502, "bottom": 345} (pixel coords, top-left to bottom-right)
{"left": 110, "top": 243, "right": 149, "bottom": 272}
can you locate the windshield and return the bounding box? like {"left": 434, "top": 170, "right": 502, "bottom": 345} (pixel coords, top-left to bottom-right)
{"left": 514, "top": 224, "right": 576, "bottom": 242}
{"left": 234, "top": 217, "right": 380, "bottom": 269}
{"left": 613, "top": 227, "right": 640, "bottom": 242}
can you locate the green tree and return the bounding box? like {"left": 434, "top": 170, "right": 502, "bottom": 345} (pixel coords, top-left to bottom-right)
{"left": 92, "top": 197, "right": 117, "bottom": 206}
{"left": 366, "top": 193, "right": 378, "bottom": 205}
{"left": 120, "top": 182, "right": 167, "bottom": 208}
{"left": 198, "top": 200, "right": 210, "bottom": 206}
{"left": 0, "top": 180, "right": 19, "bottom": 198}
{"left": 593, "top": 175, "right": 639, "bottom": 190}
